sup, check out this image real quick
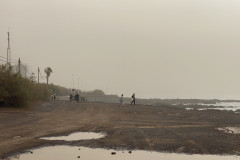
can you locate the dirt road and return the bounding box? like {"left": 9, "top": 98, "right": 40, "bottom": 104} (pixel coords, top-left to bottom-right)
{"left": 0, "top": 101, "right": 240, "bottom": 158}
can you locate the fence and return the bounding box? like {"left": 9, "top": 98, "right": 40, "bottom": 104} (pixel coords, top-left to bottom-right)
{"left": 0, "top": 55, "right": 46, "bottom": 83}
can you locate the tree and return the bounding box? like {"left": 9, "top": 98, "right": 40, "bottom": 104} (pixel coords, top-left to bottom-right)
{"left": 29, "top": 72, "right": 36, "bottom": 83}
{"left": 44, "top": 67, "right": 53, "bottom": 84}
{"left": 92, "top": 89, "right": 105, "bottom": 96}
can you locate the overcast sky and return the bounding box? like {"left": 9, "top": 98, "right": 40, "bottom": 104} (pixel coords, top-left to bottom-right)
{"left": 1, "top": 0, "right": 240, "bottom": 99}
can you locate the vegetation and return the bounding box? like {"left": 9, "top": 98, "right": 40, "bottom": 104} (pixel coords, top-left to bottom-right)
{"left": 84, "top": 89, "right": 105, "bottom": 97}
{"left": 44, "top": 67, "right": 52, "bottom": 84}
{"left": 29, "top": 72, "right": 36, "bottom": 83}
{"left": 48, "top": 83, "right": 70, "bottom": 96}
{"left": 0, "top": 64, "right": 115, "bottom": 107}
{"left": 0, "top": 65, "right": 51, "bottom": 107}
{"left": 47, "top": 85, "right": 110, "bottom": 98}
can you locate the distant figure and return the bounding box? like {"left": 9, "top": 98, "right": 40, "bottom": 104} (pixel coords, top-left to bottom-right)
{"left": 75, "top": 93, "right": 79, "bottom": 103}
{"left": 119, "top": 94, "right": 124, "bottom": 106}
{"left": 70, "top": 94, "right": 73, "bottom": 102}
{"left": 51, "top": 95, "right": 54, "bottom": 100}
{"left": 53, "top": 94, "right": 56, "bottom": 100}
{"left": 131, "top": 93, "right": 135, "bottom": 105}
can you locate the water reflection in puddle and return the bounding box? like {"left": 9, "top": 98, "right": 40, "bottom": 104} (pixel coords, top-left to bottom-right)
{"left": 12, "top": 136, "right": 21, "bottom": 139}
{"left": 185, "top": 108, "right": 194, "bottom": 110}
{"left": 218, "top": 127, "right": 240, "bottom": 134}
{"left": 184, "top": 102, "right": 240, "bottom": 112}
{"left": 7, "top": 146, "right": 240, "bottom": 160}
{"left": 40, "top": 132, "right": 106, "bottom": 141}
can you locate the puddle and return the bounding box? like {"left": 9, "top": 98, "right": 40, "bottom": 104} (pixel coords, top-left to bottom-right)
{"left": 198, "top": 107, "right": 237, "bottom": 111}
{"left": 6, "top": 145, "right": 240, "bottom": 160}
{"left": 12, "top": 136, "right": 21, "bottom": 139}
{"left": 185, "top": 108, "right": 194, "bottom": 110}
{"left": 40, "top": 132, "right": 106, "bottom": 141}
{"left": 218, "top": 127, "right": 240, "bottom": 134}
{"left": 184, "top": 102, "right": 240, "bottom": 112}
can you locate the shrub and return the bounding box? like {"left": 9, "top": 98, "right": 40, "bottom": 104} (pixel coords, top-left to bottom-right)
{"left": 48, "top": 84, "right": 70, "bottom": 96}
{"left": 0, "top": 65, "right": 51, "bottom": 107}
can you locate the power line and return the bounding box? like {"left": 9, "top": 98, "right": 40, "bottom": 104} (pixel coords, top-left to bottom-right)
{"left": 0, "top": 59, "right": 17, "bottom": 63}
{"left": 0, "top": 57, "right": 18, "bottom": 63}
{"left": 0, "top": 59, "right": 7, "bottom": 63}
{"left": 19, "top": 63, "right": 39, "bottom": 78}
{"left": 0, "top": 55, "right": 18, "bottom": 62}
{"left": 0, "top": 56, "right": 7, "bottom": 59}
{"left": 39, "top": 71, "right": 46, "bottom": 81}
{"left": 1, "top": 55, "right": 47, "bottom": 82}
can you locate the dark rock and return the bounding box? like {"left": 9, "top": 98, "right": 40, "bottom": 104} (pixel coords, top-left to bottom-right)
{"left": 111, "top": 152, "right": 116, "bottom": 155}
{"left": 128, "top": 151, "right": 132, "bottom": 154}
{"left": 78, "top": 156, "right": 80, "bottom": 158}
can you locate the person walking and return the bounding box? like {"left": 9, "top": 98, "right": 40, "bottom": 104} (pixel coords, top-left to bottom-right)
{"left": 70, "top": 94, "right": 73, "bottom": 102}
{"left": 131, "top": 93, "right": 135, "bottom": 105}
{"left": 75, "top": 93, "right": 79, "bottom": 103}
{"left": 119, "top": 94, "right": 124, "bottom": 106}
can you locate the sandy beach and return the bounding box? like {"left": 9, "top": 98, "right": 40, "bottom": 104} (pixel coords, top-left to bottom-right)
{"left": 0, "top": 100, "right": 240, "bottom": 159}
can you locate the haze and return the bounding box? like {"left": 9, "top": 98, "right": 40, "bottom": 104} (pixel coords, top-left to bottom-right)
{"left": 1, "top": 0, "right": 240, "bottom": 99}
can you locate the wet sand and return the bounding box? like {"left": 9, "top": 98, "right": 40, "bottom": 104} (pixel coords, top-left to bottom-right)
{"left": 0, "top": 101, "right": 240, "bottom": 158}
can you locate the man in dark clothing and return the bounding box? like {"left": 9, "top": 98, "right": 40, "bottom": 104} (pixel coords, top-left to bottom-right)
{"left": 75, "top": 93, "right": 79, "bottom": 103}
{"left": 131, "top": 93, "right": 135, "bottom": 105}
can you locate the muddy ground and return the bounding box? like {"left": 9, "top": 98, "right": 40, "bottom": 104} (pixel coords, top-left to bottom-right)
{"left": 0, "top": 101, "right": 240, "bottom": 159}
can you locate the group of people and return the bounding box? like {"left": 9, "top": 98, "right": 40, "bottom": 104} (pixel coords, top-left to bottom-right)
{"left": 68, "top": 92, "right": 135, "bottom": 105}
{"left": 51, "top": 94, "right": 56, "bottom": 100}
{"left": 119, "top": 93, "right": 135, "bottom": 106}
{"left": 70, "top": 93, "right": 80, "bottom": 103}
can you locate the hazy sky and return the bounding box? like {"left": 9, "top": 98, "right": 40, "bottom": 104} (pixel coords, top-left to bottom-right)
{"left": 1, "top": 0, "right": 240, "bottom": 99}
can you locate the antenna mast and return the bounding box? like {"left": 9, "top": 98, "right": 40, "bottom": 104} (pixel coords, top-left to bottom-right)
{"left": 7, "top": 31, "right": 11, "bottom": 66}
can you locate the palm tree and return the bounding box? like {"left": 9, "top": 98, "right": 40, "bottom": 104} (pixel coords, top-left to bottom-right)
{"left": 44, "top": 67, "right": 53, "bottom": 84}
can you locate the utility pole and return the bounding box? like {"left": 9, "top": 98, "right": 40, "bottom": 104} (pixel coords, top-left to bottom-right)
{"left": 7, "top": 31, "right": 11, "bottom": 66}
{"left": 38, "top": 67, "right": 40, "bottom": 84}
{"left": 78, "top": 78, "right": 79, "bottom": 93}
{"left": 72, "top": 74, "right": 74, "bottom": 89}
{"left": 81, "top": 80, "right": 83, "bottom": 96}
{"left": 18, "top": 58, "right": 21, "bottom": 74}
